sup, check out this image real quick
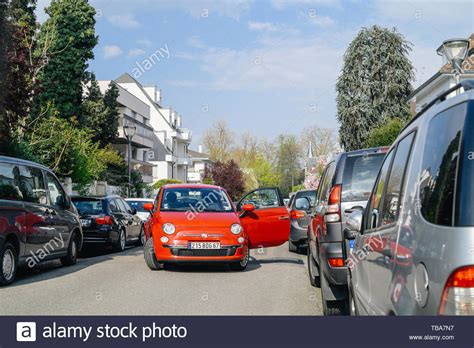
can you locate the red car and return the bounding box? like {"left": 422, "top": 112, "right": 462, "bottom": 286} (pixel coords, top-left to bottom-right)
{"left": 142, "top": 184, "right": 292, "bottom": 271}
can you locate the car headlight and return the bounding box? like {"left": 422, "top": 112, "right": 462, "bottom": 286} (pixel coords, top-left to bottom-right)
{"left": 230, "top": 223, "right": 242, "bottom": 235}
{"left": 162, "top": 223, "right": 176, "bottom": 235}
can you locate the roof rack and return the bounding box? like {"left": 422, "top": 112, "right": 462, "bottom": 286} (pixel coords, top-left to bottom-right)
{"left": 402, "top": 79, "right": 474, "bottom": 132}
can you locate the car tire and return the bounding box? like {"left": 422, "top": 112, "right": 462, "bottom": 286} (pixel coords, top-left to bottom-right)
{"left": 0, "top": 242, "right": 17, "bottom": 286}
{"left": 230, "top": 251, "right": 249, "bottom": 271}
{"left": 61, "top": 233, "right": 78, "bottom": 266}
{"left": 136, "top": 225, "right": 145, "bottom": 246}
{"left": 144, "top": 237, "right": 164, "bottom": 270}
{"left": 321, "top": 272, "right": 348, "bottom": 316}
{"left": 114, "top": 228, "right": 126, "bottom": 252}
{"left": 307, "top": 245, "right": 320, "bottom": 287}
{"left": 288, "top": 240, "right": 298, "bottom": 253}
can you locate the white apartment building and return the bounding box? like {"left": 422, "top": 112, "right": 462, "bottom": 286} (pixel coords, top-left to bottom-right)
{"left": 187, "top": 146, "right": 213, "bottom": 183}
{"left": 97, "top": 80, "right": 155, "bottom": 184}
{"left": 113, "top": 73, "right": 192, "bottom": 183}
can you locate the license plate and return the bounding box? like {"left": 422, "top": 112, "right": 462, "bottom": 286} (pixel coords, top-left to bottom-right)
{"left": 189, "top": 242, "right": 221, "bottom": 249}
{"left": 80, "top": 219, "right": 91, "bottom": 227}
{"left": 349, "top": 240, "right": 355, "bottom": 253}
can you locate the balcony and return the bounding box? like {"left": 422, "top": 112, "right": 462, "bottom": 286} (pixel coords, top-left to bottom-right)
{"left": 164, "top": 154, "right": 191, "bottom": 166}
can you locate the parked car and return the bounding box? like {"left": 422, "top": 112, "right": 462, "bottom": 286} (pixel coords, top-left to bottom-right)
{"left": 142, "top": 184, "right": 292, "bottom": 271}
{"left": 307, "top": 146, "right": 388, "bottom": 315}
{"left": 71, "top": 195, "right": 144, "bottom": 251}
{"left": 287, "top": 189, "right": 316, "bottom": 253}
{"left": 345, "top": 80, "right": 474, "bottom": 316}
{"left": 0, "top": 156, "right": 83, "bottom": 286}
{"left": 125, "top": 198, "right": 154, "bottom": 222}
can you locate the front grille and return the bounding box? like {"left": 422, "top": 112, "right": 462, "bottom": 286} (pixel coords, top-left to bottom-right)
{"left": 171, "top": 248, "right": 236, "bottom": 257}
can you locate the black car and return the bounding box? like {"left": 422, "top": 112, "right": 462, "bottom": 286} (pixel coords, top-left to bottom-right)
{"left": 307, "top": 147, "right": 387, "bottom": 315}
{"left": 0, "top": 156, "right": 83, "bottom": 286}
{"left": 71, "top": 195, "right": 143, "bottom": 252}
{"left": 287, "top": 189, "right": 316, "bottom": 253}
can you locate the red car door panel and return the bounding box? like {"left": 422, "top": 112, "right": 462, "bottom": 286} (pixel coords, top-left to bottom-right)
{"left": 238, "top": 188, "right": 290, "bottom": 249}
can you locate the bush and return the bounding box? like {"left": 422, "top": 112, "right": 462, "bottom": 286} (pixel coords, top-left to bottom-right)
{"left": 365, "top": 118, "right": 405, "bottom": 148}
{"left": 152, "top": 179, "right": 182, "bottom": 189}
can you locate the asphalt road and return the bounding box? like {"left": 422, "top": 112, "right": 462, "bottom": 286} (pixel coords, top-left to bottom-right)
{"left": 0, "top": 243, "right": 323, "bottom": 315}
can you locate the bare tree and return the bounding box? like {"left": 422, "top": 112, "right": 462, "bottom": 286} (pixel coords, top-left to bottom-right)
{"left": 202, "top": 120, "right": 234, "bottom": 162}
{"left": 301, "top": 126, "right": 337, "bottom": 159}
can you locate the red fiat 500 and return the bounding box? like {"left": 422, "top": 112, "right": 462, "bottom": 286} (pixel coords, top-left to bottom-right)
{"left": 142, "top": 184, "right": 292, "bottom": 271}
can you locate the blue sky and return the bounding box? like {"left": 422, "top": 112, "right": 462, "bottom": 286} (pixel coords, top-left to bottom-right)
{"left": 37, "top": 0, "right": 474, "bottom": 148}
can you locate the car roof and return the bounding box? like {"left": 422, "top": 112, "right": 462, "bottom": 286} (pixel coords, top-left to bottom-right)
{"left": 124, "top": 198, "right": 154, "bottom": 201}
{"left": 161, "top": 183, "right": 224, "bottom": 190}
{"left": 0, "top": 155, "right": 50, "bottom": 171}
{"left": 71, "top": 195, "right": 122, "bottom": 200}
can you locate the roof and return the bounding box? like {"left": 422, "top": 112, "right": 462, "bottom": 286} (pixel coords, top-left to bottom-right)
{"left": 188, "top": 149, "right": 211, "bottom": 159}
{"left": 70, "top": 195, "right": 122, "bottom": 200}
{"left": 161, "top": 183, "right": 222, "bottom": 190}
{"left": 0, "top": 155, "right": 50, "bottom": 171}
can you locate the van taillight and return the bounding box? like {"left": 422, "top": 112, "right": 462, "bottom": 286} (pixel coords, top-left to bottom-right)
{"left": 95, "top": 216, "right": 113, "bottom": 225}
{"left": 439, "top": 266, "right": 474, "bottom": 315}
{"left": 325, "top": 185, "right": 341, "bottom": 222}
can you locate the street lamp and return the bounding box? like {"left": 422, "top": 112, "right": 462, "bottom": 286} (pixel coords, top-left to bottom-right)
{"left": 123, "top": 125, "right": 136, "bottom": 197}
{"left": 437, "top": 38, "right": 469, "bottom": 85}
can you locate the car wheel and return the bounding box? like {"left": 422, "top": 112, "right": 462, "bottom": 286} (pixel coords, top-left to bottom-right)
{"left": 288, "top": 240, "right": 298, "bottom": 253}
{"left": 61, "top": 234, "right": 78, "bottom": 266}
{"left": 144, "top": 237, "right": 164, "bottom": 270}
{"left": 136, "top": 225, "right": 145, "bottom": 246}
{"left": 307, "top": 245, "right": 320, "bottom": 287}
{"left": 230, "top": 251, "right": 249, "bottom": 271}
{"left": 321, "top": 272, "right": 348, "bottom": 316}
{"left": 114, "top": 229, "right": 126, "bottom": 252}
{"left": 0, "top": 242, "right": 17, "bottom": 286}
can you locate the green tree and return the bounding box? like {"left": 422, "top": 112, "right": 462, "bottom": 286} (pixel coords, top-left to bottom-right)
{"left": 4, "top": 0, "right": 37, "bottom": 138}
{"left": 253, "top": 155, "right": 280, "bottom": 187}
{"left": 336, "top": 25, "right": 414, "bottom": 151}
{"left": 365, "top": 118, "right": 405, "bottom": 148}
{"left": 36, "top": 0, "right": 97, "bottom": 119}
{"left": 152, "top": 179, "right": 183, "bottom": 189}
{"left": 0, "top": 0, "right": 9, "bottom": 152}
{"left": 102, "top": 82, "right": 120, "bottom": 145}
{"left": 275, "top": 135, "right": 302, "bottom": 196}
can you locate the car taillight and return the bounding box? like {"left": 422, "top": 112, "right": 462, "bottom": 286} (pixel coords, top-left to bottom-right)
{"left": 439, "top": 266, "right": 474, "bottom": 315}
{"left": 328, "top": 258, "right": 344, "bottom": 267}
{"left": 325, "top": 184, "right": 341, "bottom": 222}
{"left": 95, "top": 216, "right": 113, "bottom": 225}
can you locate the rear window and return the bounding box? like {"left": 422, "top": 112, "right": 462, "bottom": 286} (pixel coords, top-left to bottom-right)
{"left": 0, "top": 163, "right": 22, "bottom": 201}
{"left": 420, "top": 102, "right": 472, "bottom": 226}
{"left": 341, "top": 153, "right": 385, "bottom": 202}
{"left": 72, "top": 198, "right": 105, "bottom": 215}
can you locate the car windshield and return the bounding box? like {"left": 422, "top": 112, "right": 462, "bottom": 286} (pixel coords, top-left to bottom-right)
{"left": 342, "top": 153, "right": 385, "bottom": 202}
{"left": 160, "top": 188, "right": 233, "bottom": 212}
{"left": 126, "top": 200, "right": 151, "bottom": 213}
{"left": 72, "top": 198, "right": 105, "bottom": 215}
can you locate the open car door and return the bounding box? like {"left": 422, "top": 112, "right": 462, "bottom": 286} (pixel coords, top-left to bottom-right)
{"left": 237, "top": 187, "right": 290, "bottom": 249}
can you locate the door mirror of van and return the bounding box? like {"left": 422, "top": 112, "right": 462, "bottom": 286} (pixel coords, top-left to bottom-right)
{"left": 345, "top": 210, "right": 363, "bottom": 237}
{"left": 295, "top": 197, "right": 311, "bottom": 211}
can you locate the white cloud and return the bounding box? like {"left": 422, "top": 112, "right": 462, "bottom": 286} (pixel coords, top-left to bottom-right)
{"left": 128, "top": 48, "right": 146, "bottom": 57}
{"left": 248, "top": 21, "right": 278, "bottom": 31}
{"left": 188, "top": 36, "right": 206, "bottom": 49}
{"left": 272, "top": 0, "right": 340, "bottom": 10}
{"left": 308, "top": 13, "right": 335, "bottom": 27}
{"left": 103, "top": 45, "right": 123, "bottom": 59}
{"left": 107, "top": 14, "right": 140, "bottom": 28}
{"left": 137, "top": 39, "right": 153, "bottom": 48}
{"left": 166, "top": 80, "right": 200, "bottom": 87}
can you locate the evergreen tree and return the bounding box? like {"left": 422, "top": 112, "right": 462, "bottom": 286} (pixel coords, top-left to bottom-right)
{"left": 36, "top": 0, "right": 97, "bottom": 119}
{"left": 336, "top": 25, "right": 414, "bottom": 151}
{"left": 102, "top": 82, "right": 120, "bottom": 146}
{"left": 5, "top": 0, "right": 37, "bottom": 135}
{"left": 0, "top": 0, "right": 9, "bottom": 152}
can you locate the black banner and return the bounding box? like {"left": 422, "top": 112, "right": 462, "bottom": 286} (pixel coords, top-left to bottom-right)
{"left": 2, "top": 316, "right": 473, "bottom": 347}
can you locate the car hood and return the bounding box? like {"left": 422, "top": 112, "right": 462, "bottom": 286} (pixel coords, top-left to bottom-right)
{"left": 158, "top": 211, "right": 240, "bottom": 229}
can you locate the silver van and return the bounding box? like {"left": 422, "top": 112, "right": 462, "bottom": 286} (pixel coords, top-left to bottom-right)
{"left": 345, "top": 80, "right": 474, "bottom": 315}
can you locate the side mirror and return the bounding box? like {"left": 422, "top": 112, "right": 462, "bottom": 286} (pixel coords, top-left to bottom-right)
{"left": 344, "top": 210, "right": 363, "bottom": 239}
{"left": 242, "top": 203, "right": 255, "bottom": 212}
{"left": 295, "top": 197, "right": 311, "bottom": 210}
{"left": 143, "top": 203, "right": 154, "bottom": 212}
